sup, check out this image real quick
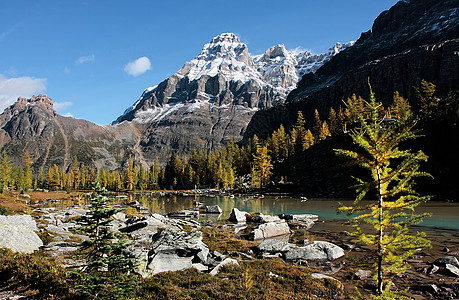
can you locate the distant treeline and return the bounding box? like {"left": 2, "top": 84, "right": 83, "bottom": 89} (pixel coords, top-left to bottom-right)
{"left": 0, "top": 80, "right": 456, "bottom": 193}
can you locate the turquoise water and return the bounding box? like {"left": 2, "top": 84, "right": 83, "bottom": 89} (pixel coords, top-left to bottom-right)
{"left": 135, "top": 194, "right": 459, "bottom": 231}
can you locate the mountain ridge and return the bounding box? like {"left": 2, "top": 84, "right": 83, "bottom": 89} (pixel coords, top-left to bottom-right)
{"left": 1, "top": 0, "right": 458, "bottom": 172}
{"left": 0, "top": 35, "right": 348, "bottom": 169}
{"left": 243, "top": 0, "right": 459, "bottom": 141}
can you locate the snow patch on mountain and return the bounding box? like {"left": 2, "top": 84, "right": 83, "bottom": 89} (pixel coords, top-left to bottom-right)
{"left": 118, "top": 33, "right": 354, "bottom": 124}
{"left": 178, "top": 33, "right": 264, "bottom": 84}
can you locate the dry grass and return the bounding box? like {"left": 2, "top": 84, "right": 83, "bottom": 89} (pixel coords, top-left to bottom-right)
{"left": 0, "top": 191, "right": 28, "bottom": 214}
{"left": 202, "top": 226, "right": 260, "bottom": 253}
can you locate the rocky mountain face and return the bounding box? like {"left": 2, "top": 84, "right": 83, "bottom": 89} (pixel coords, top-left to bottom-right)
{"left": 244, "top": 0, "right": 459, "bottom": 140}
{"left": 0, "top": 95, "right": 141, "bottom": 171}
{"left": 113, "top": 33, "right": 349, "bottom": 162}
{"left": 0, "top": 35, "right": 347, "bottom": 169}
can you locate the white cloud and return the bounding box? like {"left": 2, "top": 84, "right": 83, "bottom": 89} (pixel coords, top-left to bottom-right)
{"left": 76, "top": 54, "right": 95, "bottom": 65}
{"left": 0, "top": 74, "right": 47, "bottom": 112}
{"left": 64, "top": 67, "right": 71, "bottom": 74}
{"left": 124, "top": 56, "right": 151, "bottom": 77}
{"left": 54, "top": 101, "right": 73, "bottom": 111}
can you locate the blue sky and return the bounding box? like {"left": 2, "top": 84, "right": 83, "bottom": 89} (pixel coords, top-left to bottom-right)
{"left": 0, "top": 0, "right": 399, "bottom": 125}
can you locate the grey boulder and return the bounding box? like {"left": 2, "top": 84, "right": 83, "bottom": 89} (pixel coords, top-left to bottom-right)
{"left": 228, "top": 208, "right": 248, "bottom": 223}
{"left": 206, "top": 205, "right": 223, "bottom": 214}
{"left": 250, "top": 221, "right": 291, "bottom": 240}
{"left": 142, "top": 228, "right": 210, "bottom": 276}
{"left": 0, "top": 214, "right": 43, "bottom": 253}
{"left": 257, "top": 238, "right": 295, "bottom": 254}
{"left": 285, "top": 241, "right": 345, "bottom": 262}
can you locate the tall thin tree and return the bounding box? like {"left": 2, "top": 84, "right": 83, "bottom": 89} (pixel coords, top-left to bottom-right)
{"left": 335, "top": 87, "right": 431, "bottom": 297}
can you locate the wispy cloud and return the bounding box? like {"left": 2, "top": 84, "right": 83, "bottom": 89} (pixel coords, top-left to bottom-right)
{"left": 124, "top": 56, "right": 151, "bottom": 77}
{"left": 54, "top": 101, "right": 73, "bottom": 111}
{"left": 0, "top": 74, "right": 47, "bottom": 112}
{"left": 76, "top": 54, "right": 95, "bottom": 65}
{"left": 0, "top": 23, "right": 20, "bottom": 41}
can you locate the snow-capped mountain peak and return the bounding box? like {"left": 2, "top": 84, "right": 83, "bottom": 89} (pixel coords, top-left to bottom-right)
{"left": 115, "top": 33, "right": 354, "bottom": 125}
{"left": 178, "top": 32, "right": 259, "bottom": 82}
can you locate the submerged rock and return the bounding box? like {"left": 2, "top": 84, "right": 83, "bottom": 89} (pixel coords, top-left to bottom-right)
{"left": 206, "top": 205, "right": 223, "bottom": 214}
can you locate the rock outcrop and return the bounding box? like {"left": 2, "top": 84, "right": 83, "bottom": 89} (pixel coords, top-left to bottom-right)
{"left": 0, "top": 95, "right": 142, "bottom": 171}
{"left": 243, "top": 0, "right": 459, "bottom": 141}
{"left": 113, "top": 33, "right": 348, "bottom": 163}
{"left": 145, "top": 229, "right": 210, "bottom": 275}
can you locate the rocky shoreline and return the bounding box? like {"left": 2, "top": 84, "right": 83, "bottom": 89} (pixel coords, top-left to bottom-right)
{"left": 1, "top": 195, "right": 458, "bottom": 299}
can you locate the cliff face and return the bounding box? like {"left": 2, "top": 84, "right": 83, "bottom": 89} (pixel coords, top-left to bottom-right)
{"left": 0, "top": 95, "right": 141, "bottom": 171}
{"left": 113, "top": 33, "right": 348, "bottom": 163}
{"left": 243, "top": 0, "right": 459, "bottom": 140}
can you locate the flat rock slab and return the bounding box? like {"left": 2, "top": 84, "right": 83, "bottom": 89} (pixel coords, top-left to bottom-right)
{"left": 148, "top": 252, "right": 193, "bottom": 274}
{"left": 250, "top": 221, "right": 291, "bottom": 240}
{"left": 0, "top": 214, "right": 43, "bottom": 253}
{"left": 257, "top": 238, "right": 295, "bottom": 253}
{"left": 285, "top": 241, "right": 345, "bottom": 262}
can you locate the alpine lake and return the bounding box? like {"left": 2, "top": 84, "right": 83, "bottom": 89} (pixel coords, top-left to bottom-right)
{"left": 128, "top": 193, "right": 459, "bottom": 231}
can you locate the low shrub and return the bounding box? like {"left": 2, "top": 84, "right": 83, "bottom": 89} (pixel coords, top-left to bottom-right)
{"left": 0, "top": 248, "right": 69, "bottom": 299}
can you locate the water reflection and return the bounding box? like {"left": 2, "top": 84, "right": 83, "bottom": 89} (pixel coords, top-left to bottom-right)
{"left": 124, "top": 194, "right": 459, "bottom": 231}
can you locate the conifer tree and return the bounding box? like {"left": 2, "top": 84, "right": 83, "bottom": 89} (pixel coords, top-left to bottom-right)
{"left": 22, "top": 151, "right": 33, "bottom": 190}
{"left": 328, "top": 107, "right": 340, "bottom": 135}
{"left": 335, "top": 87, "right": 431, "bottom": 297}
{"left": 313, "top": 109, "right": 322, "bottom": 140}
{"left": 80, "top": 162, "right": 88, "bottom": 189}
{"left": 71, "top": 156, "right": 80, "bottom": 189}
{"left": 251, "top": 144, "right": 273, "bottom": 188}
{"left": 137, "top": 164, "right": 146, "bottom": 190}
{"left": 38, "top": 167, "right": 45, "bottom": 189}
{"left": 0, "top": 150, "right": 11, "bottom": 193}
{"left": 148, "top": 157, "right": 160, "bottom": 190}
{"left": 345, "top": 94, "right": 367, "bottom": 124}
{"left": 124, "top": 157, "right": 136, "bottom": 191}
{"left": 414, "top": 79, "right": 438, "bottom": 119}
{"left": 293, "top": 111, "right": 307, "bottom": 153}
{"left": 89, "top": 168, "right": 98, "bottom": 186}
{"left": 318, "top": 121, "right": 331, "bottom": 141}
{"left": 390, "top": 91, "right": 413, "bottom": 122}
{"left": 276, "top": 124, "right": 289, "bottom": 158}
{"left": 71, "top": 184, "right": 138, "bottom": 298}
{"left": 302, "top": 129, "right": 315, "bottom": 150}
{"left": 47, "top": 164, "right": 60, "bottom": 190}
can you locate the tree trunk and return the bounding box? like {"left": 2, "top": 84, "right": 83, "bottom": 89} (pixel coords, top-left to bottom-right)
{"left": 376, "top": 164, "right": 384, "bottom": 295}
